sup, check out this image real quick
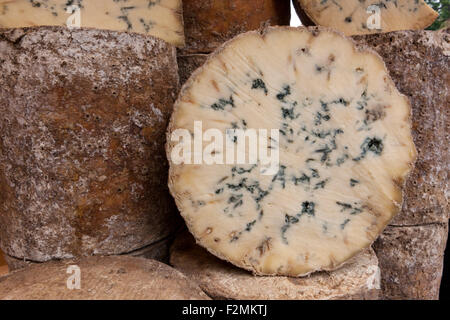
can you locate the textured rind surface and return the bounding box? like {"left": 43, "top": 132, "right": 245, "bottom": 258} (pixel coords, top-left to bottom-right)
{"left": 167, "top": 26, "right": 416, "bottom": 277}
{"left": 0, "top": 266, "right": 7, "bottom": 278}
{"left": 181, "top": 0, "right": 291, "bottom": 54}
{"left": 170, "top": 232, "right": 380, "bottom": 300}
{"left": 373, "top": 223, "right": 448, "bottom": 300}
{"left": 0, "top": 250, "right": 7, "bottom": 277}
{"left": 126, "top": 236, "right": 174, "bottom": 264}
{"left": 4, "top": 237, "right": 173, "bottom": 271}
{"left": 353, "top": 29, "right": 449, "bottom": 299}
{"left": 0, "top": 26, "right": 182, "bottom": 262}
{"left": 0, "top": 256, "right": 210, "bottom": 300}
{"left": 178, "top": 1, "right": 290, "bottom": 86}
{"left": 354, "top": 30, "right": 449, "bottom": 226}
{"left": 177, "top": 53, "right": 209, "bottom": 85}
{"left": 3, "top": 254, "right": 32, "bottom": 272}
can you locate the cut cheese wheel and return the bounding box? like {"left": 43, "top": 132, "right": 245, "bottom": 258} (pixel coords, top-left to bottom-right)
{"left": 0, "top": 256, "right": 210, "bottom": 300}
{"left": 294, "top": 0, "right": 438, "bottom": 36}
{"left": 166, "top": 26, "right": 416, "bottom": 276}
{"left": 0, "top": 0, "right": 184, "bottom": 46}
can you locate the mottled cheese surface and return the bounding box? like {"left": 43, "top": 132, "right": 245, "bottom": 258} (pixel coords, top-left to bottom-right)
{"left": 0, "top": 0, "right": 184, "bottom": 46}
{"left": 167, "top": 27, "right": 416, "bottom": 276}
{"left": 296, "top": 0, "right": 438, "bottom": 35}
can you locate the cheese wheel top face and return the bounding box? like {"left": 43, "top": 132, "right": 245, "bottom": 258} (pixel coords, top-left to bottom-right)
{"left": 0, "top": 0, "right": 184, "bottom": 46}
{"left": 167, "top": 27, "right": 416, "bottom": 276}
{"left": 296, "top": 0, "right": 438, "bottom": 36}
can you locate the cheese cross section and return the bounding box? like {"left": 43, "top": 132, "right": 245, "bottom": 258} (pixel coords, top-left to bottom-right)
{"left": 167, "top": 27, "right": 416, "bottom": 277}
{"left": 0, "top": 0, "right": 184, "bottom": 46}
{"left": 295, "top": 0, "right": 438, "bottom": 36}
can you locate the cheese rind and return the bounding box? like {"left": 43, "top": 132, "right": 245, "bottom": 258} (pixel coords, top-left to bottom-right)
{"left": 353, "top": 29, "right": 449, "bottom": 299}
{"left": 181, "top": 0, "right": 291, "bottom": 54}
{"left": 167, "top": 27, "right": 416, "bottom": 276}
{"left": 295, "top": 0, "right": 439, "bottom": 36}
{"left": 171, "top": 232, "right": 381, "bottom": 300}
{"left": 0, "top": 0, "right": 184, "bottom": 46}
{"left": 0, "top": 26, "right": 181, "bottom": 262}
{"left": 177, "top": 53, "right": 209, "bottom": 85}
{"left": 374, "top": 223, "right": 448, "bottom": 300}
{"left": 0, "top": 256, "right": 210, "bottom": 300}
{"left": 4, "top": 237, "right": 173, "bottom": 271}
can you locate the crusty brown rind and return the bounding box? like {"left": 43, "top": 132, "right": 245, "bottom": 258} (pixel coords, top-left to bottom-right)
{"left": 373, "top": 223, "right": 448, "bottom": 300}
{"left": 178, "top": 0, "right": 291, "bottom": 85}
{"left": 166, "top": 26, "right": 416, "bottom": 277}
{"left": 4, "top": 235, "right": 174, "bottom": 271}
{"left": 0, "top": 267, "right": 7, "bottom": 278}
{"left": 126, "top": 235, "right": 175, "bottom": 264}
{"left": 353, "top": 29, "right": 449, "bottom": 226}
{"left": 0, "top": 256, "right": 210, "bottom": 300}
{"left": 181, "top": 0, "right": 291, "bottom": 54}
{"left": 0, "top": 250, "right": 5, "bottom": 265}
{"left": 170, "top": 232, "right": 381, "bottom": 300}
{"left": 0, "top": 250, "right": 7, "bottom": 277}
{"left": 3, "top": 254, "right": 32, "bottom": 272}
{"left": 0, "top": 26, "right": 182, "bottom": 262}
{"left": 353, "top": 29, "right": 449, "bottom": 300}
{"left": 177, "top": 52, "right": 209, "bottom": 85}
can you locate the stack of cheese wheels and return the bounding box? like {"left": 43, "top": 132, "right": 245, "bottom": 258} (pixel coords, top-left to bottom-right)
{"left": 0, "top": 26, "right": 181, "bottom": 266}
{"left": 0, "top": 256, "right": 210, "bottom": 300}
{"left": 178, "top": 0, "right": 291, "bottom": 83}
{"left": 293, "top": 0, "right": 438, "bottom": 36}
{"left": 166, "top": 26, "right": 416, "bottom": 277}
{"left": 0, "top": 0, "right": 444, "bottom": 303}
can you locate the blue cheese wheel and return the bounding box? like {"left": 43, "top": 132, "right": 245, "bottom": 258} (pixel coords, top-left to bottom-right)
{"left": 167, "top": 27, "right": 416, "bottom": 276}
{"left": 295, "top": 0, "right": 438, "bottom": 36}
{"left": 0, "top": 0, "right": 184, "bottom": 46}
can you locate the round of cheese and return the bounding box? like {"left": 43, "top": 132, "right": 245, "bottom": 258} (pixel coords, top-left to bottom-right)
{"left": 0, "top": 26, "right": 181, "bottom": 262}
{"left": 294, "top": 0, "right": 438, "bottom": 36}
{"left": 170, "top": 232, "right": 381, "bottom": 300}
{"left": 0, "top": 0, "right": 185, "bottom": 46}
{"left": 0, "top": 256, "right": 210, "bottom": 300}
{"left": 166, "top": 26, "right": 416, "bottom": 276}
